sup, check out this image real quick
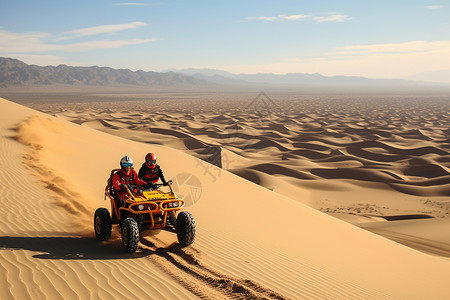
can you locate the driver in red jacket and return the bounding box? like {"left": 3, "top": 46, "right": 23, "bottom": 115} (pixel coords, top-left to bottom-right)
{"left": 112, "top": 156, "right": 155, "bottom": 206}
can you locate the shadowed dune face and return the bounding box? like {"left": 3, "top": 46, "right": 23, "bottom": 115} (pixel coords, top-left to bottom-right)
{"left": 30, "top": 94, "right": 450, "bottom": 217}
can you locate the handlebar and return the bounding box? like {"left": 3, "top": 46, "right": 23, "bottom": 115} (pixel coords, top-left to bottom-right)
{"left": 124, "top": 184, "right": 136, "bottom": 200}
{"left": 124, "top": 180, "right": 173, "bottom": 194}
{"left": 153, "top": 180, "right": 173, "bottom": 189}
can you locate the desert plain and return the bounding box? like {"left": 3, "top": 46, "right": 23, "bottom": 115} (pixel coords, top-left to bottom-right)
{"left": 1, "top": 91, "right": 450, "bottom": 299}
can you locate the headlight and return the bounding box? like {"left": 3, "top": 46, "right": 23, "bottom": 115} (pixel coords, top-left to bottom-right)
{"left": 167, "top": 202, "right": 179, "bottom": 208}
{"left": 138, "top": 204, "right": 145, "bottom": 211}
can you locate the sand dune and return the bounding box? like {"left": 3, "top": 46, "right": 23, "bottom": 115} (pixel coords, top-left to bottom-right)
{"left": 1, "top": 95, "right": 450, "bottom": 299}
{"left": 44, "top": 97, "right": 450, "bottom": 197}
{"left": 33, "top": 95, "right": 450, "bottom": 219}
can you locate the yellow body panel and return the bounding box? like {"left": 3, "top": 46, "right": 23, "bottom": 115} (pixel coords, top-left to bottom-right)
{"left": 105, "top": 180, "right": 183, "bottom": 230}
{"left": 127, "top": 189, "right": 178, "bottom": 202}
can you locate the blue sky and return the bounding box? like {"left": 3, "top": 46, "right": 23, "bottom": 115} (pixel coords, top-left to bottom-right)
{"left": 1, "top": 0, "right": 449, "bottom": 78}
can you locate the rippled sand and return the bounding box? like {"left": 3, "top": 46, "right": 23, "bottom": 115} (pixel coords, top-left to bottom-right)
{"left": 1, "top": 93, "right": 449, "bottom": 300}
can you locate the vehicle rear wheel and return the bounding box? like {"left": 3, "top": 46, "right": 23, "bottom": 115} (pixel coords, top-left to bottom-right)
{"left": 176, "top": 211, "right": 196, "bottom": 246}
{"left": 94, "top": 208, "right": 112, "bottom": 241}
{"left": 122, "top": 217, "right": 139, "bottom": 253}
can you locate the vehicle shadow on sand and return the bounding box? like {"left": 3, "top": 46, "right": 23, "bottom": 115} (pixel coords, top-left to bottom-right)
{"left": 0, "top": 235, "right": 150, "bottom": 260}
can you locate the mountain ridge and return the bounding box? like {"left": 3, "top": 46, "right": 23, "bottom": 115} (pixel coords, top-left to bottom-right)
{"left": 173, "top": 68, "right": 442, "bottom": 87}
{"left": 0, "top": 57, "right": 208, "bottom": 88}
{"left": 1, "top": 57, "right": 448, "bottom": 90}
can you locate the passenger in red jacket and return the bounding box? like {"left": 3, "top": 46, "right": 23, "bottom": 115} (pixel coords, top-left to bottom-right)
{"left": 138, "top": 152, "right": 176, "bottom": 226}
{"left": 138, "top": 153, "right": 168, "bottom": 185}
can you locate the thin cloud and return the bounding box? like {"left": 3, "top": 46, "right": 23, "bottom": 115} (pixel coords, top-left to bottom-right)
{"left": 245, "top": 13, "right": 351, "bottom": 23}
{"left": 282, "top": 14, "right": 310, "bottom": 21}
{"left": 65, "top": 38, "right": 157, "bottom": 52}
{"left": 57, "top": 22, "right": 148, "bottom": 41}
{"left": 245, "top": 14, "right": 310, "bottom": 22}
{"left": 0, "top": 29, "right": 156, "bottom": 54}
{"left": 246, "top": 16, "right": 277, "bottom": 21}
{"left": 335, "top": 40, "right": 450, "bottom": 54}
{"left": 0, "top": 30, "right": 61, "bottom": 52}
{"left": 313, "top": 14, "right": 353, "bottom": 23}
{"left": 426, "top": 5, "right": 444, "bottom": 10}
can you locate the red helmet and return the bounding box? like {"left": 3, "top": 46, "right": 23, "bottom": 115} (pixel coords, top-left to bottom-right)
{"left": 145, "top": 153, "right": 157, "bottom": 169}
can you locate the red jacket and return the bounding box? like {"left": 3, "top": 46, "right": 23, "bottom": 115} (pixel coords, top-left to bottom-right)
{"left": 112, "top": 169, "right": 146, "bottom": 192}
{"left": 138, "top": 163, "right": 167, "bottom": 184}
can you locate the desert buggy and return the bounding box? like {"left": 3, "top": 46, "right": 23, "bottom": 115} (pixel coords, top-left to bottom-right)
{"left": 94, "top": 169, "right": 196, "bottom": 253}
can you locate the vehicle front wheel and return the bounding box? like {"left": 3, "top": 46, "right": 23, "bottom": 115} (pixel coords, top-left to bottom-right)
{"left": 122, "top": 217, "right": 139, "bottom": 253}
{"left": 94, "top": 208, "right": 112, "bottom": 241}
{"left": 176, "top": 211, "right": 196, "bottom": 247}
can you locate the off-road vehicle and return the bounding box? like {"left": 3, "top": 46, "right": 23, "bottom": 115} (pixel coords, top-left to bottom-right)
{"left": 94, "top": 169, "right": 196, "bottom": 253}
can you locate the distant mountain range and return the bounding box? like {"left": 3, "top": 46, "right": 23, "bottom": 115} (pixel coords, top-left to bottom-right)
{"left": 0, "top": 57, "right": 207, "bottom": 88}
{"left": 173, "top": 68, "right": 445, "bottom": 87}
{"left": 1, "top": 57, "right": 448, "bottom": 89}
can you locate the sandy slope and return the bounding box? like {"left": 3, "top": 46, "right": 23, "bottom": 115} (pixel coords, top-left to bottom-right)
{"left": 1, "top": 97, "right": 450, "bottom": 299}
{"left": 360, "top": 217, "right": 450, "bottom": 258}
{"left": 0, "top": 99, "right": 197, "bottom": 299}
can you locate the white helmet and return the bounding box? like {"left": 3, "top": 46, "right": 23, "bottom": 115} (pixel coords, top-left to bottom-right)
{"left": 120, "top": 156, "right": 133, "bottom": 169}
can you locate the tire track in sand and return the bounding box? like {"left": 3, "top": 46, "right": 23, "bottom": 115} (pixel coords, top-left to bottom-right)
{"left": 140, "top": 237, "right": 288, "bottom": 300}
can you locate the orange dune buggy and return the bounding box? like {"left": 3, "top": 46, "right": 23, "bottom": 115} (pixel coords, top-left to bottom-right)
{"left": 94, "top": 170, "right": 196, "bottom": 253}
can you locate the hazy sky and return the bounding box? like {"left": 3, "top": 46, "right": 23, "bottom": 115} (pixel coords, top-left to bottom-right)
{"left": 1, "top": 0, "right": 449, "bottom": 78}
